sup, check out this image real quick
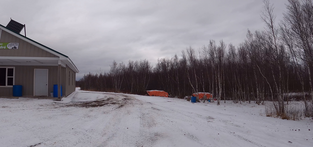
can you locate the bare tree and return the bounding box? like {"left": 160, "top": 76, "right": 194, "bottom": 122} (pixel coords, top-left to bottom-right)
{"left": 282, "top": 0, "right": 313, "bottom": 116}
{"left": 186, "top": 47, "right": 199, "bottom": 93}
{"left": 262, "top": 0, "right": 288, "bottom": 116}
{"left": 215, "top": 41, "right": 226, "bottom": 105}
{"left": 284, "top": 0, "right": 313, "bottom": 103}
{"left": 109, "top": 61, "right": 125, "bottom": 92}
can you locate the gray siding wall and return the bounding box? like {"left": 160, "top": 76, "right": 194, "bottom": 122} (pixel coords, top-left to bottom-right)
{"left": 65, "top": 66, "right": 76, "bottom": 96}
{"left": 0, "top": 66, "right": 58, "bottom": 97}
{"left": 0, "top": 87, "right": 12, "bottom": 97}
{"left": 57, "top": 66, "right": 74, "bottom": 97}
{"left": 61, "top": 66, "right": 66, "bottom": 96}
{"left": 0, "top": 30, "right": 57, "bottom": 57}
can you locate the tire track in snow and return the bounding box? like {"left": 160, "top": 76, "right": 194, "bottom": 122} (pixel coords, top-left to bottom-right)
{"left": 136, "top": 101, "right": 164, "bottom": 147}
{"left": 136, "top": 97, "right": 268, "bottom": 147}
{"left": 137, "top": 100, "right": 213, "bottom": 147}
{"left": 95, "top": 94, "right": 161, "bottom": 147}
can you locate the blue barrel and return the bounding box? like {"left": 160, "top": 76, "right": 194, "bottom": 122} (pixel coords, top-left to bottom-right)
{"left": 13, "top": 85, "right": 23, "bottom": 97}
{"left": 53, "top": 85, "right": 63, "bottom": 97}
{"left": 191, "top": 96, "right": 197, "bottom": 103}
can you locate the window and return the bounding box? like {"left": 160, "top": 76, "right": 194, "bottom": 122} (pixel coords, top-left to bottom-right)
{"left": 0, "top": 67, "right": 14, "bottom": 86}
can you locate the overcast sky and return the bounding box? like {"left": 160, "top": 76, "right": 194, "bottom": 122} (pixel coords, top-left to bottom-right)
{"left": 0, "top": 0, "right": 287, "bottom": 80}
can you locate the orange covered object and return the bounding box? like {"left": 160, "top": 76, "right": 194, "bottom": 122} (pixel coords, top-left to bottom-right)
{"left": 147, "top": 90, "right": 169, "bottom": 97}
{"left": 192, "top": 92, "right": 213, "bottom": 99}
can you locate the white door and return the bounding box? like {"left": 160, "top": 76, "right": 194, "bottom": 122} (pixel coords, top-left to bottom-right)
{"left": 34, "top": 69, "right": 48, "bottom": 96}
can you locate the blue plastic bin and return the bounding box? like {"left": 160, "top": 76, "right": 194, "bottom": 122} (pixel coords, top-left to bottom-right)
{"left": 53, "top": 84, "right": 63, "bottom": 97}
{"left": 13, "top": 85, "right": 23, "bottom": 97}
{"left": 191, "top": 96, "right": 197, "bottom": 103}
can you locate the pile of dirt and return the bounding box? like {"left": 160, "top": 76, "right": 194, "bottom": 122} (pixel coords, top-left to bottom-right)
{"left": 66, "top": 97, "right": 132, "bottom": 108}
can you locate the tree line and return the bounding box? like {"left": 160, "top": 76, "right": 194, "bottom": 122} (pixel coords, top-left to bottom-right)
{"left": 77, "top": 0, "right": 313, "bottom": 116}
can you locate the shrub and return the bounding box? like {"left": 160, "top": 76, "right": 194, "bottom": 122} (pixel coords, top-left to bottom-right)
{"left": 284, "top": 104, "right": 303, "bottom": 120}
{"left": 265, "top": 102, "right": 276, "bottom": 117}
{"left": 304, "top": 102, "right": 313, "bottom": 117}
{"left": 265, "top": 101, "right": 310, "bottom": 120}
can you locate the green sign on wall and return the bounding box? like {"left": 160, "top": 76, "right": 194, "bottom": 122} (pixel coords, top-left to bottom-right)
{"left": 0, "top": 43, "right": 19, "bottom": 49}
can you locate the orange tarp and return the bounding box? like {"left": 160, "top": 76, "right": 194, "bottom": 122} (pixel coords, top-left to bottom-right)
{"left": 192, "top": 92, "right": 213, "bottom": 99}
{"left": 147, "top": 90, "right": 169, "bottom": 97}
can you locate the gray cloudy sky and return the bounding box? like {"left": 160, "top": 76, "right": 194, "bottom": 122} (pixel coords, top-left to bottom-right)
{"left": 0, "top": 0, "right": 287, "bottom": 80}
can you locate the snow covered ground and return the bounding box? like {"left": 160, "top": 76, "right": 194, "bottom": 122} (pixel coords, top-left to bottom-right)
{"left": 0, "top": 89, "right": 312, "bottom": 147}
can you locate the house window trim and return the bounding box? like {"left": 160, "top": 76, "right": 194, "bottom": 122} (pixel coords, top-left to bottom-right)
{"left": 0, "top": 67, "right": 15, "bottom": 87}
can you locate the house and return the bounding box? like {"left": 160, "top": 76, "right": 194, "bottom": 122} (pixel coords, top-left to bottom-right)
{"left": 0, "top": 20, "right": 79, "bottom": 97}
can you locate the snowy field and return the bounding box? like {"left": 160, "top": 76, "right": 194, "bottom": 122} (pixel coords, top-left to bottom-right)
{"left": 0, "top": 89, "right": 312, "bottom": 147}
